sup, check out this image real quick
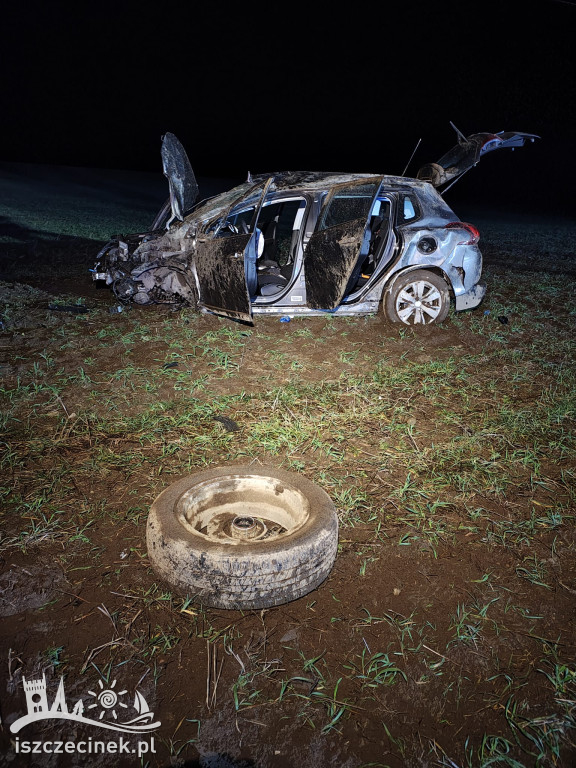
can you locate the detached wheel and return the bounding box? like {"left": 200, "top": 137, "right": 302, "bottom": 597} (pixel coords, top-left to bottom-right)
{"left": 146, "top": 465, "right": 339, "bottom": 610}
{"left": 385, "top": 270, "right": 450, "bottom": 325}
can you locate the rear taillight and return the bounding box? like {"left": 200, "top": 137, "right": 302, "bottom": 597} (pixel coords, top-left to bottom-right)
{"left": 444, "top": 221, "right": 480, "bottom": 245}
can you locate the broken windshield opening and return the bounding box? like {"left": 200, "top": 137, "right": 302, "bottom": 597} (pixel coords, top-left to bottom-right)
{"left": 194, "top": 182, "right": 254, "bottom": 226}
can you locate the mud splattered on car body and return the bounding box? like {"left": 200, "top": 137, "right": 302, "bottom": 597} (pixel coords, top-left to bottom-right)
{"left": 93, "top": 127, "right": 537, "bottom": 325}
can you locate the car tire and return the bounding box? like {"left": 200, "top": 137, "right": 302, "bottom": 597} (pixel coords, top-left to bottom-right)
{"left": 146, "top": 465, "right": 339, "bottom": 610}
{"left": 385, "top": 270, "right": 450, "bottom": 325}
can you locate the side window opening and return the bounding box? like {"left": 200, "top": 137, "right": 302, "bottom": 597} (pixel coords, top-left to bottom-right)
{"left": 397, "top": 194, "right": 420, "bottom": 224}
{"left": 207, "top": 206, "right": 256, "bottom": 236}
{"left": 319, "top": 182, "right": 379, "bottom": 231}
{"left": 207, "top": 182, "right": 275, "bottom": 236}
{"left": 230, "top": 207, "right": 255, "bottom": 233}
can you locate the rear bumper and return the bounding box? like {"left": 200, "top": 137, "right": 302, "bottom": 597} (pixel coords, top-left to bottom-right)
{"left": 455, "top": 281, "right": 486, "bottom": 311}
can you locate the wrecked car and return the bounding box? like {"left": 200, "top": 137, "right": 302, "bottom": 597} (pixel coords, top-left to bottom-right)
{"left": 93, "top": 127, "right": 538, "bottom": 325}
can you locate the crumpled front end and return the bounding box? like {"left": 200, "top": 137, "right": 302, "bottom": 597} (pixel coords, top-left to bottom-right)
{"left": 92, "top": 228, "right": 198, "bottom": 306}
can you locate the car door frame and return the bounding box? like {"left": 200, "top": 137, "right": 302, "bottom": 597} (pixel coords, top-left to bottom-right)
{"left": 194, "top": 178, "right": 274, "bottom": 322}
{"left": 303, "top": 177, "right": 384, "bottom": 310}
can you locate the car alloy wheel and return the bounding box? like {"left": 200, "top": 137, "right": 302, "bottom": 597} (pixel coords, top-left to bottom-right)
{"left": 386, "top": 270, "right": 450, "bottom": 325}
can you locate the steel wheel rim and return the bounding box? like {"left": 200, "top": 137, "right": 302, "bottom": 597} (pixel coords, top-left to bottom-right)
{"left": 176, "top": 474, "right": 309, "bottom": 544}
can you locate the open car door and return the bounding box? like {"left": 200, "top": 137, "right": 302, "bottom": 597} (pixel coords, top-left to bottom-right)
{"left": 417, "top": 123, "right": 539, "bottom": 189}
{"left": 194, "top": 178, "right": 273, "bottom": 323}
{"left": 304, "top": 179, "right": 383, "bottom": 310}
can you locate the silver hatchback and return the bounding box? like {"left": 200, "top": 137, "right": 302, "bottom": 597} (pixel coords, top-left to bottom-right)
{"left": 93, "top": 128, "right": 537, "bottom": 324}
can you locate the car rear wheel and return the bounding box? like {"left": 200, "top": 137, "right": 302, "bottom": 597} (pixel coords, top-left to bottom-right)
{"left": 146, "top": 465, "right": 339, "bottom": 610}
{"left": 385, "top": 270, "right": 450, "bottom": 325}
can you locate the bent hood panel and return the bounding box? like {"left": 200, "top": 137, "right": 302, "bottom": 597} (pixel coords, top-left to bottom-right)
{"left": 417, "top": 126, "right": 539, "bottom": 188}
{"left": 161, "top": 132, "right": 199, "bottom": 221}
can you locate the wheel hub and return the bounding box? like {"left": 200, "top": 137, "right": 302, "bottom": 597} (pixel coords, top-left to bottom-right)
{"left": 176, "top": 474, "right": 307, "bottom": 544}
{"left": 230, "top": 516, "right": 267, "bottom": 540}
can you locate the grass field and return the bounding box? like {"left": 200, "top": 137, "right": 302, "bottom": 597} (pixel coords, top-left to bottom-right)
{"left": 1, "top": 165, "right": 575, "bottom": 767}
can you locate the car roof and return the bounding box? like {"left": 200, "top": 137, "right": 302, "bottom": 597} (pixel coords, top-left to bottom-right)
{"left": 251, "top": 171, "right": 433, "bottom": 194}
{"left": 189, "top": 171, "right": 444, "bottom": 225}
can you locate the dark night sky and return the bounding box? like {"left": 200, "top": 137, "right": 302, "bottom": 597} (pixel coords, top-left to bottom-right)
{"left": 2, "top": 0, "right": 575, "bottom": 213}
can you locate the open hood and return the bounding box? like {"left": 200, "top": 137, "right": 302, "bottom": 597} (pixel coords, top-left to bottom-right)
{"left": 160, "top": 132, "right": 199, "bottom": 222}
{"left": 417, "top": 123, "right": 539, "bottom": 189}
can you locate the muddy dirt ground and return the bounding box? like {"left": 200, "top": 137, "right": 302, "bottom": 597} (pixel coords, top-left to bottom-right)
{"left": 0, "top": 169, "right": 575, "bottom": 767}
